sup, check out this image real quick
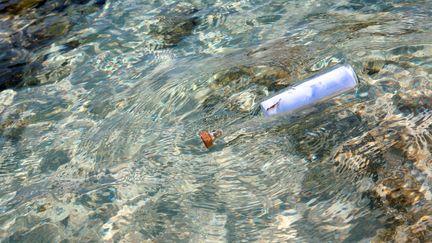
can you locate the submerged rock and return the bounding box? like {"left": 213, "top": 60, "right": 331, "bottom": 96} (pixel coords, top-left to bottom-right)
{"left": 12, "top": 15, "right": 71, "bottom": 49}
{"left": 0, "top": 0, "right": 45, "bottom": 14}
{"left": 330, "top": 108, "right": 432, "bottom": 242}
{"left": 1, "top": 0, "right": 106, "bottom": 14}
{"left": 0, "top": 117, "right": 30, "bottom": 140}
{"left": 392, "top": 215, "right": 432, "bottom": 243}
{"left": 8, "top": 223, "right": 63, "bottom": 243}
{"left": 0, "top": 0, "right": 106, "bottom": 91}
{"left": 148, "top": 2, "right": 199, "bottom": 46}
{"left": 0, "top": 47, "right": 29, "bottom": 90}
{"left": 373, "top": 168, "right": 424, "bottom": 209}
{"left": 39, "top": 150, "right": 70, "bottom": 172}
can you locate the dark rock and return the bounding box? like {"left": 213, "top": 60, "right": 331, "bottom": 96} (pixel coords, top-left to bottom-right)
{"left": 12, "top": 15, "right": 71, "bottom": 49}
{"left": 373, "top": 169, "right": 423, "bottom": 210}
{"left": 0, "top": 48, "right": 29, "bottom": 90}
{"left": 0, "top": 114, "right": 30, "bottom": 140}
{"left": 36, "top": 0, "right": 105, "bottom": 14}
{"left": 5, "top": 181, "right": 51, "bottom": 209}
{"left": 8, "top": 223, "right": 63, "bottom": 243}
{"left": 20, "top": 42, "right": 78, "bottom": 86}
{"left": 79, "top": 187, "right": 117, "bottom": 209}
{"left": 0, "top": 65, "right": 25, "bottom": 90}
{"left": 0, "top": 0, "right": 46, "bottom": 14}
{"left": 0, "top": 0, "right": 103, "bottom": 14}
{"left": 363, "top": 59, "right": 385, "bottom": 76}
{"left": 256, "top": 14, "right": 282, "bottom": 24}
{"left": 71, "top": 0, "right": 89, "bottom": 4}
{"left": 39, "top": 150, "right": 70, "bottom": 172}
{"left": 4, "top": 214, "right": 42, "bottom": 237}
{"left": 335, "top": 0, "right": 393, "bottom": 13}
{"left": 94, "top": 0, "right": 104, "bottom": 6}
{"left": 149, "top": 2, "right": 199, "bottom": 46}
{"left": 0, "top": 13, "right": 73, "bottom": 91}
{"left": 38, "top": 0, "right": 71, "bottom": 13}
{"left": 0, "top": 0, "right": 105, "bottom": 91}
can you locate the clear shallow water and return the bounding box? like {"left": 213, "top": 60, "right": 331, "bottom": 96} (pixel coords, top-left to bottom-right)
{"left": 1, "top": 0, "right": 432, "bottom": 242}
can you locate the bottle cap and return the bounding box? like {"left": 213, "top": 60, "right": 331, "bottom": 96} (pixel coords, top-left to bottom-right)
{"left": 199, "top": 129, "right": 223, "bottom": 148}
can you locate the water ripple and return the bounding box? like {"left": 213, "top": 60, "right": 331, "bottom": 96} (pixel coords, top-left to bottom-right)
{"left": 1, "top": 0, "right": 432, "bottom": 242}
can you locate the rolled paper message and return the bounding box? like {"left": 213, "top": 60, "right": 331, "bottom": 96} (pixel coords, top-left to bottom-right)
{"left": 260, "top": 64, "right": 358, "bottom": 117}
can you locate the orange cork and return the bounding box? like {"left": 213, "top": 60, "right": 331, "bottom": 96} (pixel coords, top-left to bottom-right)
{"left": 199, "top": 129, "right": 223, "bottom": 148}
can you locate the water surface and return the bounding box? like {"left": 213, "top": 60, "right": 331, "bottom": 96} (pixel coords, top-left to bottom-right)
{"left": 1, "top": 0, "right": 432, "bottom": 242}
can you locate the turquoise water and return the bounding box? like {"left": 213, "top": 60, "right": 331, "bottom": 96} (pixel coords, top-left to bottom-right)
{"left": 1, "top": 0, "right": 432, "bottom": 242}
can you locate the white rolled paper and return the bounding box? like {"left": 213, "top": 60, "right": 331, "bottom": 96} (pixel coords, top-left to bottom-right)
{"left": 260, "top": 64, "right": 358, "bottom": 117}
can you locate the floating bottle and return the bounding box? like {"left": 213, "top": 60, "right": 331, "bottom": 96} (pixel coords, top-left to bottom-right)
{"left": 199, "top": 63, "right": 359, "bottom": 148}
{"left": 260, "top": 63, "right": 358, "bottom": 116}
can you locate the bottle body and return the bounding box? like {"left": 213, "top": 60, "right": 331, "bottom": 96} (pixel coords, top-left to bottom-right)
{"left": 260, "top": 64, "right": 358, "bottom": 117}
